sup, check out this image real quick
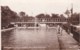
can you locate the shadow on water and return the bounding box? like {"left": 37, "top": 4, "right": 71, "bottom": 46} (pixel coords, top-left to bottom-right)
{"left": 2, "top": 30, "right": 16, "bottom": 50}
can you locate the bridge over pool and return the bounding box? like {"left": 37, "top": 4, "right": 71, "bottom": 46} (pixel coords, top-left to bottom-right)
{"left": 11, "top": 21, "right": 67, "bottom": 27}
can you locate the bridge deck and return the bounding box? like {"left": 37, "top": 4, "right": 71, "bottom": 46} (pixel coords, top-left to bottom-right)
{"left": 12, "top": 22, "right": 67, "bottom": 24}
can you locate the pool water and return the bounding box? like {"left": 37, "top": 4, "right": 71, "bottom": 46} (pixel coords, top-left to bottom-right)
{"left": 2, "top": 27, "right": 60, "bottom": 50}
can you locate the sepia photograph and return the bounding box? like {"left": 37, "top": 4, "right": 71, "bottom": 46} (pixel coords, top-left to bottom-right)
{"left": 0, "top": 0, "right": 80, "bottom": 50}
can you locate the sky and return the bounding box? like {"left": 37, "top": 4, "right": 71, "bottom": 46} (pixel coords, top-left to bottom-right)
{"left": 0, "top": 0, "right": 80, "bottom": 16}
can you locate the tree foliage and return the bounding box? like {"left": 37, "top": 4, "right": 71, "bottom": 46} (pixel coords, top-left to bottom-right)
{"left": 1, "top": 6, "right": 18, "bottom": 28}
{"left": 36, "top": 13, "right": 45, "bottom": 18}
{"left": 69, "top": 13, "right": 79, "bottom": 25}
{"left": 51, "top": 14, "right": 59, "bottom": 18}
{"left": 19, "top": 11, "right": 26, "bottom": 17}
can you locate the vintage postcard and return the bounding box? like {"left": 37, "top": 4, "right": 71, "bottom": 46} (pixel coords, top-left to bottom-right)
{"left": 0, "top": 0, "right": 80, "bottom": 50}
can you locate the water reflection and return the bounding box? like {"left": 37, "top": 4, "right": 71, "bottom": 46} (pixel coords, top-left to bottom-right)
{"left": 2, "top": 30, "right": 16, "bottom": 47}
{"left": 2, "top": 27, "right": 59, "bottom": 50}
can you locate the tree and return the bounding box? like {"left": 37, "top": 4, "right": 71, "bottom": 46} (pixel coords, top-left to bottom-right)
{"left": 60, "top": 14, "right": 66, "bottom": 18}
{"left": 1, "top": 6, "right": 11, "bottom": 28}
{"left": 1, "top": 6, "right": 19, "bottom": 28}
{"left": 19, "top": 11, "right": 26, "bottom": 17}
{"left": 51, "top": 14, "right": 59, "bottom": 18}
{"left": 36, "top": 13, "right": 51, "bottom": 18}
{"left": 69, "top": 13, "right": 79, "bottom": 25}
{"left": 36, "top": 13, "right": 45, "bottom": 18}
{"left": 64, "top": 9, "right": 70, "bottom": 17}
{"left": 45, "top": 14, "right": 51, "bottom": 18}
{"left": 19, "top": 11, "right": 27, "bottom": 22}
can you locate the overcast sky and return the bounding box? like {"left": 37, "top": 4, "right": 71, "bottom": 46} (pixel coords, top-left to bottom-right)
{"left": 0, "top": 0, "right": 80, "bottom": 16}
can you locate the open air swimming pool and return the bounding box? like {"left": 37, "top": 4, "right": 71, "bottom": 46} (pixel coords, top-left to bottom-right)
{"left": 2, "top": 27, "right": 60, "bottom": 50}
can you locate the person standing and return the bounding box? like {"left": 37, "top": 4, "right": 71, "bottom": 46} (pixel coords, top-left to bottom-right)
{"left": 57, "top": 25, "right": 60, "bottom": 34}
{"left": 57, "top": 25, "right": 63, "bottom": 35}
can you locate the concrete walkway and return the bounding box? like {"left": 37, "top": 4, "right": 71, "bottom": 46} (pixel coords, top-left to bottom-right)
{"left": 1, "top": 27, "right": 15, "bottom": 32}
{"left": 58, "top": 29, "right": 79, "bottom": 50}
